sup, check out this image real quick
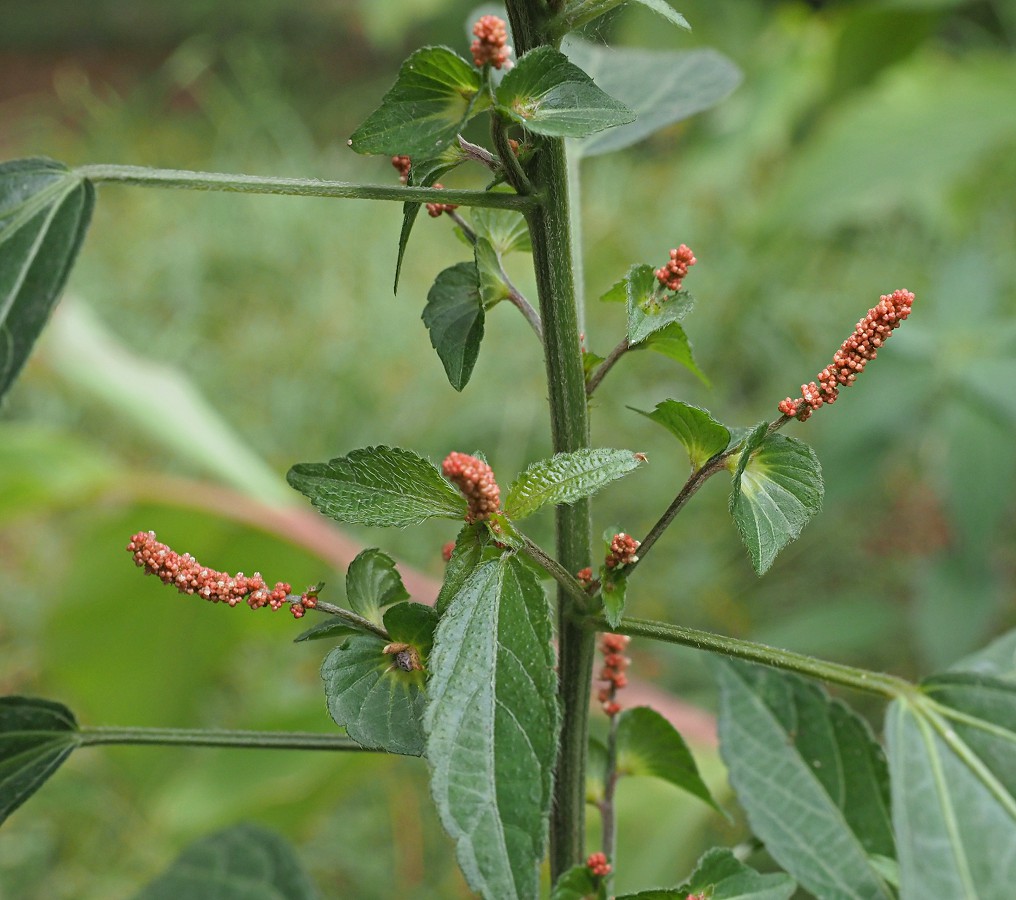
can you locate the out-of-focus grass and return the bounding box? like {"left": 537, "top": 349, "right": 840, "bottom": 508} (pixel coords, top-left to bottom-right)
{"left": 2, "top": 1, "right": 1016, "bottom": 895}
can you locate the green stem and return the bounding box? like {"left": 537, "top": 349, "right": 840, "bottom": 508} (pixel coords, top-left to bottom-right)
{"left": 581, "top": 614, "right": 910, "bottom": 698}
{"left": 76, "top": 165, "right": 536, "bottom": 210}
{"left": 518, "top": 532, "right": 590, "bottom": 606}
{"left": 312, "top": 599, "right": 390, "bottom": 640}
{"left": 585, "top": 337, "right": 630, "bottom": 396}
{"left": 80, "top": 726, "right": 374, "bottom": 751}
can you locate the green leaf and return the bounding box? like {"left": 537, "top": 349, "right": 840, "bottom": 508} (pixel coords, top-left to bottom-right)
{"left": 436, "top": 523, "right": 486, "bottom": 615}
{"left": 713, "top": 660, "right": 895, "bottom": 900}
{"left": 426, "top": 552, "right": 559, "bottom": 899}
{"left": 287, "top": 446, "right": 466, "bottom": 527}
{"left": 728, "top": 430, "right": 824, "bottom": 576}
{"left": 422, "top": 261, "right": 485, "bottom": 391}
{"left": 616, "top": 847, "right": 797, "bottom": 899}
{"left": 474, "top": 238, "right": 511, "bottom": 307}
{"left": 554, "top": 0, "right": 690, "bottom": 38}
{"left": 345, "top": 548, "right": 409, "bottom": 626}
{"left": 644, "top": 322, "right": 710, "bottom": 386}
{"left": 132, "top": 823, "right": 316, "bottom": 900}
{"left": 887, "top": 674, "right": 1016, "bottom": 897}
{"left": 586, "top": 736, "right": 609, "bottom": 805}
{"left": 624, "top": 264, "right": 695, "bottom": 346}
{"left": 470, "top": 206, "right": 531, "bottom": 256}
{"left": 1, "top": 158, "right": 94, "bottom": 404}
{"left": 616, "top": 706, "right": 720, "bottom": 813}
{"left": 293, "top": 619, "right": 360, "bottom": 644}
{"left": 349, "top": 47, "right": 484, "bottom": 158}
{"left": 599, "top": 277, "right": 627, "bottom": 303}
{"left": 551, "top": 865, "right": 606, "bottom": 900}
{"left": 564, "top": 41, "right": 742, "bottom": 158}
{"left": 600, "top": 570, "right": 627, "bottom": 629}
{"left": 496, "top": 47, "right": 635, "bottom": 139}
{"left": 0, "top": 696, "right": 80, "bottom": 826}
{"left": 321, "top": 602, "right": 437, "bottom": 756}
{"left": 951, "top": 626, "right": 1016, "bottom": 681}
{"left": 504, "top": 448, "right": 646, "bottom": 520}
{"left": 633, "top": 401, "right": 729, "bottom": 470}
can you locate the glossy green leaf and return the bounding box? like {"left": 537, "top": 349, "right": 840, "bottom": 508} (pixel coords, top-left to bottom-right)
{"left": 292, "top": 619, "right": 360, "bottom": 644}
{"left": 644, "top": 323, "right": 710, "bottom": 386}
{"left": 345, "top": 548, "right": 409, "bottom": 626}
{"left": 551, "top": 865, "right": 606, "bottom": 900}
{"left": 887, "top": 674, "right": 1016, "bottom": 898}
{"left": 349, "top": 47, "right": 484, "bottom": 158}
{"left": 622, "top": 264, "right": 694, "bottom": 346}
{"left": 321, "top": 602, "right": 438, "bottom": 756}
{"left": 474, "top": 238, "right": 511, "bottom": 307}
{"left": 497, "top": 47, "right": 635, "bottom": 139}
{"left": 633, "top": 400, "right": 729, "bottom": 470}
{"left": 470, "top": 206, "right": 531, "bottom": 256}
{"left": 729, "top": 429, "right": 823, "bottom": 575}
{"left": 426, "top": 552, "right": 559, "bottom": 899}
{"left": 616, "top": 706, "right": 720, "bottom": 813}
{"left": 0, "top": 158, "right": 94, "bottom": 403}
{"left": 436, "top": 523, "right": 485, "bottom": 616}
{"left": 133, "top": 823, "right": 316, "bottom": 900}
{"left": 600, "top": 570, "right": 628, "bottom": 629}
{"left": 714, "top": 660, "right": 895, "bottom": 900}
{"left": 617, "top": 847, "right": 796, "bottom": 899}
{"left": 553, "top": 0, "right": 689, "bottom": 38}
{"left": 0, "top": 696, "right": 80, "bottom": 826}
{"left": 505, "top": 448, "right": 646, "bottom": 520}
{"left": 288, "top": 446, "right": 466, "bottom": 526}
{"left": 422, "top": 261, "right": 485, "bottom": 391}
{"left": 565, "top": 41, "right": 742, "bottom": 158}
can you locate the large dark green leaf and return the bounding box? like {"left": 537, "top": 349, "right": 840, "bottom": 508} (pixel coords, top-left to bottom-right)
{"left": 287, "top": 446, "right": 466, "bottom": 526}
{"left": 616, "top": 847, "right": 796, "bottom": 899}
{"left": 0, "top": 158, "right": 94, "bottom": 403}
{"left": 0, "top": 696, "right": 80, "bottom": 826}
{"left": 133, "top": 823, "right": 316, "bottom": 900}
{"left": 633, "top": 400, "right": 729, "bottom": 471}
{"left": 496, "top": 47, "right": 634, "bottom": 139}
{"left": 435, "top": 523, "right": 485, "bottom": 615}
{"left": 422, "top": 261, "right": 485, "bottom": 391}
{"left": 425, "top": 552, "right": 559, "bottom": 899}
{"left": 349, "top": 47, "right": 484, "bottom": 158}
{"left": 714, "top": 660, "right": 895, "bottom": 900}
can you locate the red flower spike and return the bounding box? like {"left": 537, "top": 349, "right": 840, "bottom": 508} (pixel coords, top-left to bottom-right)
{"left": 605, "top": 533, "right": 640, "bottom": 570}
{"left": 471, "top": 15, "right": 512, "bottom": 70}
{"left": 442, "top": 452, "right": 501, "bottom": 523}
{"left": 655, "top": 244, "right": 697, "bottom": 292}
{"left": 425, "top": 183, "right": 458, "bottom": 218}
{"left": 586, "top": 852, "right": 612, "bottom": 878}
{"left": 391, "top": 155, "right": 411, "bottom": 184}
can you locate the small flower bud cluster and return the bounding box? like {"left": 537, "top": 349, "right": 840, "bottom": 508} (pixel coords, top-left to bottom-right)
{"left": 441, "top": 540, "right": 456, "bottom": 563}
{"left": 426, "top": 183, "right": 458, "bottom": 218}
{"left": 605, "top": 533, "right": 640, "bottom": 570}
{"left": 779, "top": 289, "right": 915, "bottom": 422}
{"left": 586, "top": 852, "right": 612, "bottom": 878}
{"left": 597, "top": 632, "right": 631, "bottom": 717}
{"left": 655, "top": 244, "right": 697, "bottom": 292}
{"left": 471, "top": 15, "right": 512, "bottom": 70}
{"left": 391, "top": 155, "right": 411, "bottom": 184}
{"left": 127, "top": 531, "right": 317, "bottom": 619}
{"left": 442, "top": 452, "right": 501, "bottom": 523}
{"left": 576, "top": 566, "right": 594, "bottom": 588}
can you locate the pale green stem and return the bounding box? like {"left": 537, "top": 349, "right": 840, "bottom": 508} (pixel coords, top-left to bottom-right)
{"left": 80, "top": 726, "right": 374, "bottom": 751}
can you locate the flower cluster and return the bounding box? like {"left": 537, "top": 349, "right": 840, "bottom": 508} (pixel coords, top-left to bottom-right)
{"left": 442, "top": 452, "right": 501, "bottom": 523}
{"left": 471, "top": 15, "right": 512, "bottom": 70}
{"left": 576, "top": 566, "right": 594, "bottom": 588}
{"left": 441, "top": 540, "right": 456, "bottom": 563}
{"left": 127, "top": 531, "right": 317, "bottom": 619}
{"left": 605, "top": 533, "right": 640, "bottom": 570}
{"left": 597, "top": 633, "right": 631, "bottom": 717}
{"left": 586, "top": 852, "right": 612, "bottom": 878}
{"left": 391, "top": 154, "right": 411, "bottom": 184}
{"left": 655, "top": 244, "right": 697, "bottom": 292}
{"left": 779, "top": 289, "right": 915, "bottom": 422}
{"left": 426, "top": 183, "right": 458, "bottom": 218}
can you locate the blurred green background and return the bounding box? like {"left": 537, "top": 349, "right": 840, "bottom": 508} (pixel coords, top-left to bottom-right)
{"left": 2, "top": 0, "right": 1015, "bottom": 896}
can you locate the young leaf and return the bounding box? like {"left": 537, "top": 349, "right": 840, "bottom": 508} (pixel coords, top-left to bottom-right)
{"left": 615, "top": 847, "right": 796, "bottom": 899}
{"left": 551, "top": 865, "right": 606, "bottom": 900}
{"left": 474, "top": 238, "right": 512, "bottom": 307}
{"left": 504, "top": 448, "right": 646, "bottom": 520}
{"left": 554, "top": 0, "right": 690, "bottom": 38}
{"left": 632, "top": 400, "right": 729, "bottom": 470}
{"left": 470, "top": 206, "right": 531, "bottom": 256}
{"left": 287, "top": 446, "right": 466, "bottom": 526}
{"left": 565, "top": 41, "right": 742, "bottom": 159}
{"left": 321, "top": 601, "right": 438, "bottom": 756}
{"left": 436, "top": 523, "right": 485, "bottom": 615}
{"left": 132, "top": 823, "right": 316, "bottom": 900}
{"left": 426, "top": 552, "right": 559, "bottom": 899}
{"left": 624, "top": 264, "right": 695, "bottom": 346}
{"left": 615, "top": 706, "right": 721, "bottom": 813}
{"left": 349, "top": 47, "right": 484, "bottom": 158}
{"left": 713, "top": 660, "right": 895, "bottom": 900}
{"left": 586, "top": 735, "right": 609, "bottom": 805}
{"left": 421, "top": 261, "right": 485, "bottom": 391}
{"left": 599, "top": 277, "right": 627, "bottom": 303}
{"left": 496, "top": 47, "right": 635, "bottom": 139}
{"left": 728, "top": 430, "right": 823, "bottom": 575}
{"left": 293, "top": 619, "right": 360, "bottom": 643}
{"left": 1, "top": 158, "right": 94, "bottom": 404}
{"left": 644, "top": 322, "right": 710, "bottom": 386}
{"left": 600, "top": 571, "right": 627, "bottom": 628}
{"left": 345, "top": 548, "right": 409, "bottom": 626}
{"left": 1, "top": 696, "right": 80, "bottom": 825}
{"left": 887, "top": 674, "right": 1016, "bottom": 896}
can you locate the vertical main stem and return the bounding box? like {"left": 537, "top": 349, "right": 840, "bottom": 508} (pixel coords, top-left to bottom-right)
{"left": 526, "top": 136, "right": 595, "bottom": 882}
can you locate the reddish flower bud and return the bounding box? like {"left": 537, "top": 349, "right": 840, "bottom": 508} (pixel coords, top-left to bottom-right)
{"left": 586, "top": 852, "right": 612, "bottom": 878}
{"left": 442, "top": 452, "right": 501, "bottom": 523}
{"left": 605, "top": 532, "right": 640, "bottom": 570}
{"left": 441, "top": 541, "right": 456, "bottom": 563}
{"left": 426, "top": 183, "right": 459, "bottom": 218}
{"left": 471, "top": 15, "right": 512, "bottom": 70}
{"left": 391, "top": 155, "right": 411, "bottom": 184}
{"left": 655, "top": 244, "right": 697, "bottom": 292}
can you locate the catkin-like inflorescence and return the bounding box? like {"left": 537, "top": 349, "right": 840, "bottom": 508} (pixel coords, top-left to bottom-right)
{"left": 391, "top": 155, "right": 411, "bottom": 184}
{"left": 586, "top": 852, "right": 612, "bottom": 878}
{"left": 127, "top": 531, "right": 316, "bottom": 618}
{"left": 597, "top": 632, "right": 631, "bottom": 717}
{"left": 655, "top": 244, "right": 697, "bottom": 292}
{"left": 425, "top": 183, "right": 459, "bottom": 218}
{"left": 442, "top": 452, "right": 501, "bottom": 523}
{"left": 471, "top": 15, "right": 512, "bottom": 70}
{"left": 605, "top": 533, "right": 640, "bottom": 570}
{"left": 779, "top": 289, "right": 915, "bottom": 422}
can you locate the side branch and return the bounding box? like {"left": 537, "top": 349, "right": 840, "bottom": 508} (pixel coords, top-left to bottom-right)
{"left": 80, "top": 726, "right": 378, "bottom": 751}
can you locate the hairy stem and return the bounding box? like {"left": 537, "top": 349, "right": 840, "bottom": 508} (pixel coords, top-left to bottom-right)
{"left": 600, "top": 711, "right": 620, "bottom": 889}
{"left": 519, "top": 532, "right": 591, "bottom": 606}
{"left": 311, "top": 599, "right": 390, "bottom": 640}
{"left": 585, "top": 337, "right": 630, "bottom": 396}
{"left": 80, "top": 726, "right": 374, "bottom": 751}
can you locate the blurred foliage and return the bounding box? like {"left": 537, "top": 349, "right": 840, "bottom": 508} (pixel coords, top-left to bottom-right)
{"left": 1, "top": 0, "right": 1015, "bottom": 896}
